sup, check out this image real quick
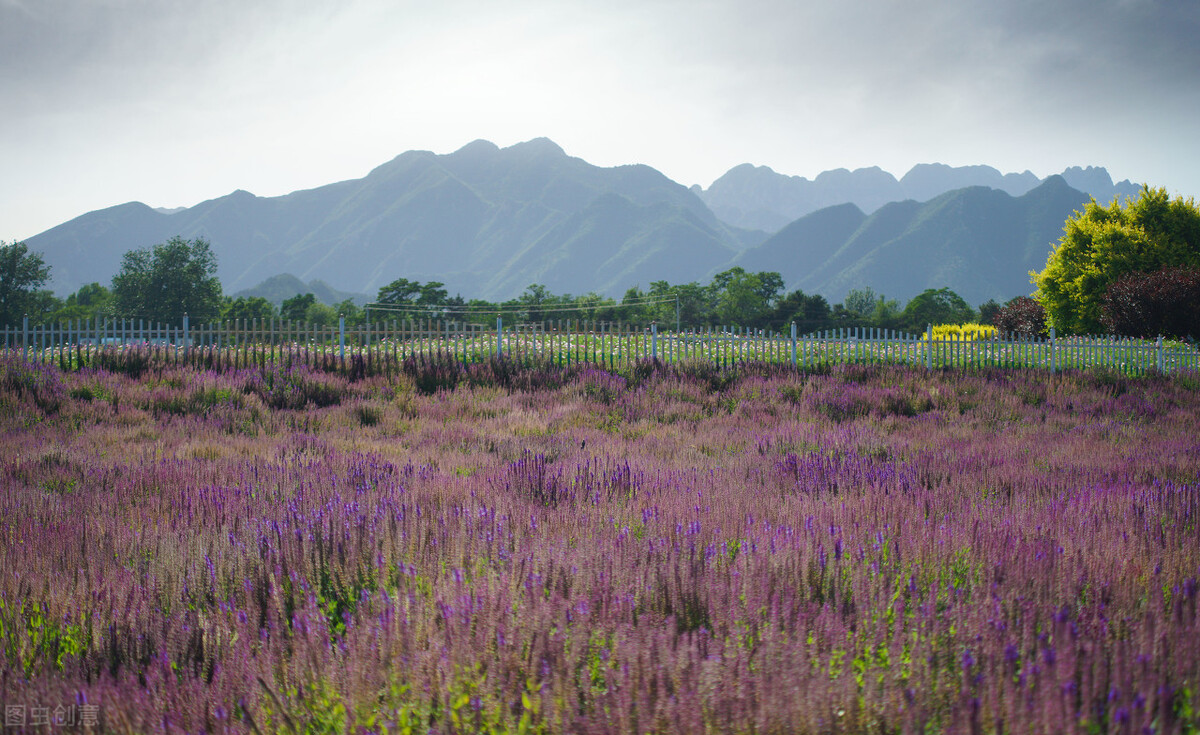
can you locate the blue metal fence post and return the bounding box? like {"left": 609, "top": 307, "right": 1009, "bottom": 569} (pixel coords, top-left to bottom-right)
{"left": 790, "top": 322, "right": 797, "bottom": 367}
{"left": 1050, "top": 327, "right": 1057, "bottom": 374}
{"left": 496, "top": 316, "right": 503, "bottom": 358}
{"left": 651, "top": 322, "right": 658, "bottom": 361}
{"left": 22, "top": 314, "right": 29, "bottom": 361}
{"left": 182, "top": 314, "right": 190, "bottom": 359}
{"left": 925, "top": 324, "right": 933, "bottom": 369}
{"left": 1156, "top": 335, "right": 1164, "bottom": 373}
{"left": 339, "top": 314, "right": 345, "bottom": 362}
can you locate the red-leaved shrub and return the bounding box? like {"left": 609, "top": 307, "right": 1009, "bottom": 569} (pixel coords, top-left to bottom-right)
{"left": 994, "top": 296, "right": 1048, "bottom": 338}
{"left": 1101, "top": 266, "right": 1200, "bottom": 339}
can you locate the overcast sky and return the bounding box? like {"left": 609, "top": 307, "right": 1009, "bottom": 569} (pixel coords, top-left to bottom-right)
{"left": 3, "top": 0, "right": 1198, "bottom": 240}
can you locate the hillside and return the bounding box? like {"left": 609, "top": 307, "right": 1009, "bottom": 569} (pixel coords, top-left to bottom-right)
{"left": 25, "top": 139, "right": 1124, "bottom": 307}
{"left": 697, "top": 162, "right": 1140, "bottom": 232}
{"left": 736, "top": 176, "right": 1092, "bottom": 304}
{"left": 28, "top": 139, "right": 757, "bottom": 300}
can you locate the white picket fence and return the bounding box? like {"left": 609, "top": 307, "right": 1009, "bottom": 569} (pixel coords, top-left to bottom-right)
{"left": 2, "top": 316, "right": 1198, "bottom": 375}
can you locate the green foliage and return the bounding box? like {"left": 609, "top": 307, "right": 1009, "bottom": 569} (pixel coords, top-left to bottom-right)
{"left": 515, "top": 284, "right": 563, "bottom": 323}
{"left": 899, "top": 288, "right": 975, "bottom": 331}
{"left": 978, "top": 298, "right": 1002, "bottom": 326}
{"left": 221, "top": 296, "right": 277, "bottom": 323}
{"left": 281, "top": 293, "right": 317, "bottom": 322}
{"left": 0, "top": 240, "right": 52, "bottom": 326}
{"left": 335, "top": 299, "right": 363, "bottom": 327}
{"left": 710, "top": 267, "right": 783, "bottom": 326}
{"left": 1033, "top": 186, "right": 1200, "bottom": 334}
{"left": 840, "top": 287, "right": 903, "bottom": 329}
{"left": 111, "top": 236, "right": 223, "bottom": 325}
{"left": 843, "top": 287, "right": 880, "bottom": 320}
{"left": 375, "top": 277, "right": 463, "bottom": 320}
{"left": 0, "top": 599, "right": 86, "bottom": 677}
{"left": 49, "top": 282, "right": 112, "bottom": 324}
{"left": 648, "top": 280, "right": 706, "bottom": 327}
{"left": 359, "top": 270, "right": 919, "bottom": 333}
{"left": 304, "top": 301, "right": 339, "bottom": 328}
{"left": 773, "top": 289, "right": 833, "bottom": 333}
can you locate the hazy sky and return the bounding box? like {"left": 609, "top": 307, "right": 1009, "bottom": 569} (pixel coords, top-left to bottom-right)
{"left": 3, "top": 0, "right": 1198, "bottom": 240}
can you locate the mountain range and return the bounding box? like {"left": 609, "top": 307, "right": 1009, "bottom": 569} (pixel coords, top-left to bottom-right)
{"left": 694, "top": 162, "right": 1140, "bottom": 232}
{"left": 25, "top": 138, "right": 1139, "bottom": 307}
{"left": 231, "top": 274, "right": 369, "bottom": 307}
{"left": 734, "top": 176, "right": 1093, "bottom": 304}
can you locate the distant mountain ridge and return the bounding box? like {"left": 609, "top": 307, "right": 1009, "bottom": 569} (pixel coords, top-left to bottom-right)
{"left": 735, "top": 175, "right": 1093, "bottom": 305}
{"left": 695, "top": 162, "right": 1140, "bottom": 232}
{"left": 25, "top": 138, "right": 1134, "bottom": 307}
{"left": 232, "top": 274, "right": 369, "bottom": 307}
{"left": 29, "top": 138, "right": 756, "bottom": 301}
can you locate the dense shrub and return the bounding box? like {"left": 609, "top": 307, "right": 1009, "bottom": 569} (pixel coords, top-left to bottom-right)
{"left": 931, "top": 323, "right": 997, "bottom": 340}
{"left": 978, "top": 298, "right": 1002, "bottom": 325}
{"left": 1100, "top": 266, "right": 1200, "bottom": 340}
{"left": 993, "top": 296, "right": 1048, "bottom": 338}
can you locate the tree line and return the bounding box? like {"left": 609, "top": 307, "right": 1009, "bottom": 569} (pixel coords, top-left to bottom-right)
{"left": 2, "top": 185, "right": 1198, "bottom": 339}
{"left": 0, "top": 238, "right": 1000, "bottom": 335}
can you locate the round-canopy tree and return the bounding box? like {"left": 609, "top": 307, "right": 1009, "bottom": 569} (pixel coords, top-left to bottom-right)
{"left": 1032, "top": 186, "right": 1200, "bottom": 335}
{"left": 899, "top": 288, "right": 975, "bottom": 331}
{"left": 0, "top": 240, "right": 51, "bottom": 326}
{"left": 111, "top": 236, "right": 223, "bottom": 325}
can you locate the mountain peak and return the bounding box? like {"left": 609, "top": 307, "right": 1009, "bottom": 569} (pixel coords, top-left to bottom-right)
{"left": 506, "top": 137, "right": 565, "bottom": 157}
{"left": 452, "top": 139, "right": 501, "bottom": 157}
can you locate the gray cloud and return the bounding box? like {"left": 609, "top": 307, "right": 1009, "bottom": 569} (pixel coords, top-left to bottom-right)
{"left": 1, "top": 0, "right": 321, "bottom": 109}
{"left": 2, "top": 0, "right": 1197, "bottom": 241}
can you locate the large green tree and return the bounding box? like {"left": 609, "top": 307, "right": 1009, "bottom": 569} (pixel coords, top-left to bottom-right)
{"left": 281, "top": 293, "right": 317, "bottom": 323}
{"left": 50, "top": 283, "right": 112, "bottom": 324}
{"left": 772, "top": 289, "right": 833, "bottom": 334}
{"left": 112, "top": 236, "right": 223, "bottom": 325}
{"left": 376, "top": 278, "right": 462, "bottom": 319}
{"left": 840, "top": 287, "right": 903, "bottom": 329}
{"left": 709, "top": 267, "right": 784, "bottom": 328}
{"left": 221, "top": 296, "right": 277, "bottom": 323}
{"left": 899, "top": 288, "right": 975, "bottom": 331}
{"left": 1032, "top": 186, "right": 1200, "bottom": 334}
{"left": 0, "top": 240, "right": 52, "bottom": 326}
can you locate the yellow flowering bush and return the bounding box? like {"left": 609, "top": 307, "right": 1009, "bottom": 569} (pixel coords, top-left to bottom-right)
{"left": 931, "top": 323, "right": 998, "bottom": 341}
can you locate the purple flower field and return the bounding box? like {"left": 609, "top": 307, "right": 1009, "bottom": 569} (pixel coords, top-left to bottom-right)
{"left": 1, "top": 357, "right": 1198, "bottom": 733}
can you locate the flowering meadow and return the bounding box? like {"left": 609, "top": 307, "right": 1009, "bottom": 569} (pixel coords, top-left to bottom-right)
{"left": 1, "top": 356, "right": 1198, "bottom": 734}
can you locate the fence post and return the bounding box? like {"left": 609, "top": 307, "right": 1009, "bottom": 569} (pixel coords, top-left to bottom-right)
{"left": 496, "top": 316, "right": 503, "bottom": 358}
{"left": 651, "top": 322, "right": 658, "bottom": 361}
{"left": 22, "top": 314, "right": 29, "bottom": 361}
{"left": 1050, "top": 328, "right": 1057, "bottom": 374}
{"left": 182, "top": 314, "right": 190, "bottom": 359}
{"left": 925, "top": 324, "right": 932, "bottom": 370}
{"left": 790, "top": 322, "right": 797, "bottom": 367}
{"left": 1156, "top": 335, "right": 1164, "bottom": 373}
{"left": 339, "top": 314, "right": 345, "bottom": 362}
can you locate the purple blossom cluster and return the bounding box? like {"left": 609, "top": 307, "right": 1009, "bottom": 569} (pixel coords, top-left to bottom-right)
{"left": 1, "top": 359, "right": 1198, "bottom": 733}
